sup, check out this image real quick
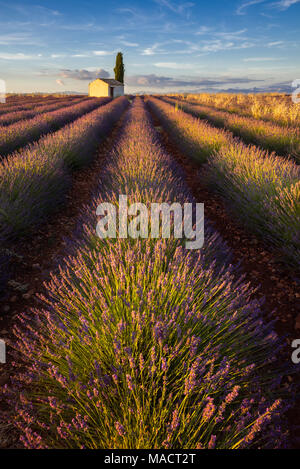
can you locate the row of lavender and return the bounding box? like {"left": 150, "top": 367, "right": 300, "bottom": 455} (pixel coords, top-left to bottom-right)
{"left": 148, "top": 97, "right": 300, "bottom": 270}
{"left": 0, "top": 95, "right": 71, "bottom": 116}
{"left": 0, "top": 97, "right": 109, "bottom": 157}
{"left": 5, "top": 97, "right": 290, "bottom": 449}
{"left": 0, "top": 96, "right": 86, "bottom": 126}
{"left": 0, "top": 96, "right": 129, "bottom": 242}
{"left": 179, "top": 93, "right": 300, "bottom": 129}
{"left": 164, "top": 96, "right": 300, "bottom": 163}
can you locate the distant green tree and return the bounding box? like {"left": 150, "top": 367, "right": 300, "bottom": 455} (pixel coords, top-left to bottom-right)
{"left": 114, "top": 52, "right": 125, "bottom": 83}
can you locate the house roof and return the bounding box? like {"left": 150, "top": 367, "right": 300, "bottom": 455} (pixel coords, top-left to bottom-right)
{"left": 92, "top": 78, "right": 124, "bottom": 87}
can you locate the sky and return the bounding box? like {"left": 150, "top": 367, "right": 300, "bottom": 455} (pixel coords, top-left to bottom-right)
{"left": 0, "top": 0, "right": 300, "bottom": 94}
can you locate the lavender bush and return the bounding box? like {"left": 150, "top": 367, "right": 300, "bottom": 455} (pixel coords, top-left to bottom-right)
{"left": 0, "top": 96, "right": 63, "bottom": 116}
{"left": 0, "top": 97, "right": 85, "bottom": 126}
{"left": 148, "top": 98, "right": 231, "bottom": 164}
{"left": 0, "top": 98, "right": 110, "bottom": 157}
{"left": 5, "top": 98, "right": 290, "bottom": 449}
{"left": 206, "top": 143, "right": 300, "bottom": 268}
{"left": 0, "top": 96, "right": 129, "bottom": 240}
{"left": 148, "top": 97, "right": 300, "bottom": 269}
{"left": 164, "top": 97, "right": 300, "bottom": 163}
{"left": 178, "top": 93, "right": 300, "bottom": 128}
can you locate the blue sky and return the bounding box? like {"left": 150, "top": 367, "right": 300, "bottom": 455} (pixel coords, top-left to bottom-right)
{"left": 0, "top": 0, "right": 300, "bottom": 93}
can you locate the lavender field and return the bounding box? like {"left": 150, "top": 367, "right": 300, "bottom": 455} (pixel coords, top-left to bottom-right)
{"left": 0, "top": 92, "right": 299, "bottom": 450}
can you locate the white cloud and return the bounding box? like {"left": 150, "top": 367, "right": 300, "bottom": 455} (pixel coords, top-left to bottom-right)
{"left": 214, "top": 29, "right": 248, "bottom": 40}
{"left": 243, "top": 57, "right": 283, "bottom": 61}
{"left": 200, "top": 40, "right": 254, "bottom": 53}
{"left": 195, "top": 28, "right": 248, "bottom": 40}
{"left": 141, "top": 43, "right": 162, "bottom": 56}
{"left": 56, "top": 79, "right": 64, "bottom": 86}
{"left": 154, "top": 0, "right": 195, "bottom": 16}
{"left": 195, "top": 26, "right": 213, "bottom": 35}
{"left": 142, "top": 49, "right": 155, "bottom": 56}
{"left": 0, "top": 52, "right": 37, "bottom": 60}
{"left": 272, "top": 0, "right": 300, "bottom": 9}
{"left": 236, "top": 0, "right": 265, "bottom": 15}
{"left": 142, "top": 34, "right": 255, "bottom": 57}
{"left": 154, "top": 62, "right": 195, "bottom": 69}
{"left": 267, "top": 41, "right": 284, "bottom": 46}
{"left": 93, "top": 50, "right": 114, "bottom": 56}
{"left": 59, "top": 23, "right": 103, "bottom": 31}
{"left": 0, "top": 32, "right": 39, "bottom": 45}
{"left": 121, "top": 41, "right": 139, "bottom": 47}
{"left": 35, "top": 5, "right": 61, "bottom": 16}
{"left": 236, "top": 0, "right": 300, "bottom": 14}
{"left": 0, "top": 2, "right": 61, "bottom": 17}
{"left": 141, "top": 40, "right": 191, "bottom": 56}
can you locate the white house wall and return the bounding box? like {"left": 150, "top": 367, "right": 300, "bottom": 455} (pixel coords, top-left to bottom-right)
{"left": 113, "top": 86, "right": 124, "bottom": 97}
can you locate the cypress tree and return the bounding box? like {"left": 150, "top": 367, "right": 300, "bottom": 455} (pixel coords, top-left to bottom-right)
{"left": 114, "top": 52, "right": 125, "bottom": 83}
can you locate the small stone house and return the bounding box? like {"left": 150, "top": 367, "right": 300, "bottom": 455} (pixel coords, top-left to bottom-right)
{"left": 88, "top": 78, "right": 124, "bottom": 98}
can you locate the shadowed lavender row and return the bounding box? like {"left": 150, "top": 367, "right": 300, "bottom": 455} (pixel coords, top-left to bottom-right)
{"left": 5, "top": 97, "right": 290, "bottom": 449}
{"left": 147, "top": 97, "right": 300, "bottom": 270}
{"left": 0, "top": 97, "right": 111, "bottom": 157}
{"left": 0, "top": 96, "right": 87, "bottom": 126}
{"left": 0, "top": 95, "right": 69, "bottom": 116}
{"left": 0, "top": 96, "right": 129, "bottom": 241}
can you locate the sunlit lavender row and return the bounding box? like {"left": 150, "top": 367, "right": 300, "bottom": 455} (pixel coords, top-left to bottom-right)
{"left": 147, "top": 97, "right": 300, "bottom": 269}
{"left": 0, "top": 96, "right": 129, "bottom": 241}
{"left": 4, "top": 98, "right": 290, "bottom": 449}
{"left": 0, "top": 97, "right": 110, "bottom": 157}
{"left": 175, "top": 93, "right": 300, "bottom": 128}
{"left": 164, "top": 97, "right": 300, "bottom": 163}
